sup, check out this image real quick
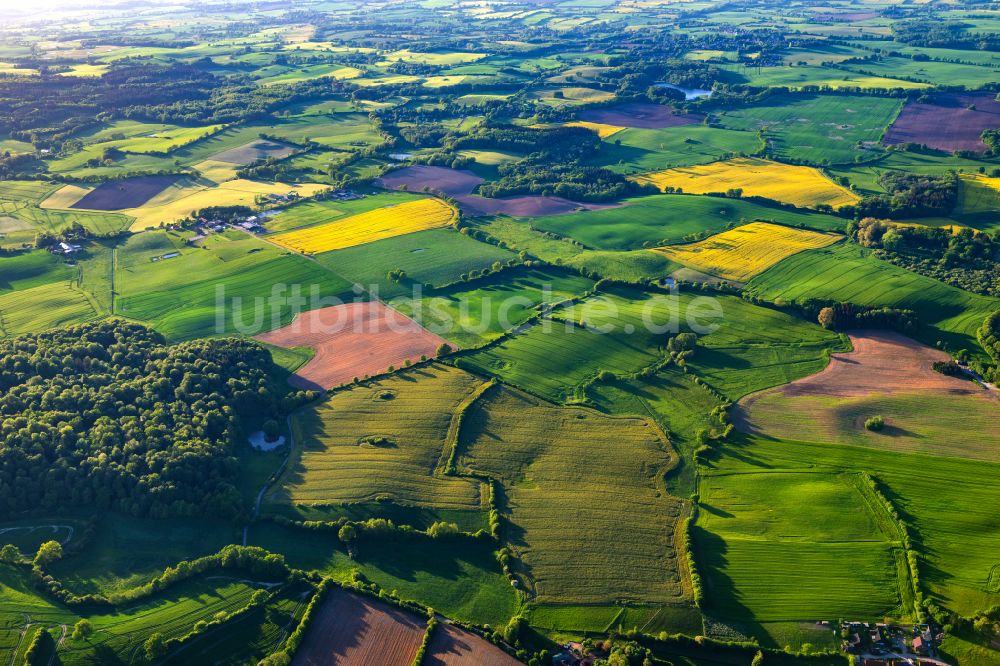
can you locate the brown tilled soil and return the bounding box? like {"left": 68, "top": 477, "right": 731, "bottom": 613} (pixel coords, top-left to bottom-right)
{"left": 883, "top": 93, "right": 1000, "bottom": 153}
{"left": 377, "top": 165, "right": 482, "bottom": 197}
{"left": 578, "top": 102, "right": 703, "bottom": 128}
{"left": 749, "top": 330, "right": 980, "bottom": 400}
{"left": 292, "top": 589, "right": 426, "bottom": 666}
{"left": 377, "top": 165, "right": 618, "bottom": 217}
{"left": 70, "top": 175, "right": 179, "bottom": 210}
{"left": 256, "top": 302, "right": 453, "bottom": 390}
{"left": 426, "top": 624, "right": 523, "bottom": 666}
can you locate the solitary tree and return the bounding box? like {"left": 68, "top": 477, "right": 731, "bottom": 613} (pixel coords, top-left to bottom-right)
{"left": 71, "top": 619, "right": 93, "bottom": 641}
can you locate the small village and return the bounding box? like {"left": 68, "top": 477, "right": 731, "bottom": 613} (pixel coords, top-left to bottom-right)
{"left": 842, "top": 620, "right": 946, "bottom": 665}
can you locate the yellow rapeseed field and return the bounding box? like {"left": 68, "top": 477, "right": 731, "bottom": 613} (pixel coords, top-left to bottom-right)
{"left": 269, "top": 198, "right": 457, "bottom": 254}
{"left": 566, "top": 120, "right": 625, "bottom": 138}
{"left": 653, "top": 221, "right": 842, "bottom": 282}
{"left": 632, "top": 157, "right": 860, "bottom": 209}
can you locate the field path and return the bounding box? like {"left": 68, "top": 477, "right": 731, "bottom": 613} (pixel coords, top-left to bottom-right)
{"left": 8, "top": 622, "right": 31, "bottom": 666}
{"left": 48, "top": 625, "right": 67, "bottom": 666}
{"left": 243, "top": 415, "right": 294, "bottom": 546}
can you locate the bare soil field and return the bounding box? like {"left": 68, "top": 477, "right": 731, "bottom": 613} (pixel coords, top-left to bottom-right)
{"left": 377, "top": 165, "right": 616, "bottom": 217}
{"left": 70, "top": 175, "right": 180, "bottom": 210}
{"left": 735, "top": 330, "right": 1000, "bottom": 460}
{"left": 745, "top": 330, "right": 979, "bottom": 399}
{"left": 292, "top": 589, "right": 426, "bottom": 666}
{"left": 255, "top": 301, "right": 453, "bottom": 389}
{"left": 578, "top": 102, "right": 703, "bottom": 128}
{"left": 426, "top": 624, "right": 522, "bottom": 666}
{"left": 377, "top": 165, "right": 482, "bottom": 197}
{"left": 208, "top": 139, "right": 297, "bottom": 165}
{"left": 883, "top": 93, "right": 1000, "bottom": 153}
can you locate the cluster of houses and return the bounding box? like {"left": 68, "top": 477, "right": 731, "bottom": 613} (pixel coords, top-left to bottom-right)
{"left": 325, "top": 188, "right": 362, "bottom": 202}
{"left": 843, "top": 621, "right": 940, "bottom": 663}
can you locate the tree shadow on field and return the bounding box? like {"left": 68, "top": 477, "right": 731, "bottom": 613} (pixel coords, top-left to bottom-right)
{"left": 692, "top": 527, "right": 769, "bottom": 643}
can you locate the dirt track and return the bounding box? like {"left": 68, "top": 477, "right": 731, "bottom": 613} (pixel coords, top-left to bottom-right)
{"left": 256, "top": 302, "right": 452, "bottom": 390}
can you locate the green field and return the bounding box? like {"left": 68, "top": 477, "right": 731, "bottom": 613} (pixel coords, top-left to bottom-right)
{"left": 115, "top": 229, "right": 352, "bottom": 340}
{"left": 717, "top": 93, "right": 903, "bottom": 165}
{"left": 525, "top": 193, "right": 845, "bottom": 251}
{"left": 474, "top": 216, "right": 681, "bottom": 282}
{"left": 696, "top": 465, "right": 913, "bottom": 637}
{"left": 744, "top": 242, "right": 1000, "bottom": 357}
{"left": 248, "top": 522, "right": 518, "bottom": 626}
{"left": 46, "top": 515, "right": 238, "bottom": 595}
{"left": 315, "top": 227, "right": 517, "bottom": 299}
{"left": 740, "top": 391, "right": 1000, "bottom": 462}
{"left": 591, "top": 125, "right": 762, "bottom": 174}
{"left": 458, "top": 385, "right": 687, "bottom": 604}
{"left": 393, "top": 267, "right": 595, "bottom": 347}
{"left": 707, "top": 434, "right": 1000, "bottom": 617}
{"left": 458, "top": 287, "right": 843, "bottom": 404}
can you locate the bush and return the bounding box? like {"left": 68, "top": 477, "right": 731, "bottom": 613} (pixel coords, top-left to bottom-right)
{"left": 864, "top": 415, "right": 885, "bottom": 432}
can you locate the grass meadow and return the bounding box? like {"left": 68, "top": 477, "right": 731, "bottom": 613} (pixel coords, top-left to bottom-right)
{"left": 745, "top": 242, "right": 1000, "bottom": 357}
{"left": 527, "top": 194, "right": 845, "bottom": 251}
{"left": 710, "top": 435, "right": 1000, "bottom": 618}
{"left": 717, "top": 93, "right": 904, "bottom": 165}
{"left": 314, "top": 227, "right": 517, "bottom": 299}
{"left": 248, "top": 522, "right": 519, "bottom": 626}
{"left": 114, "top": 229, "right": 352, "bottom": 340}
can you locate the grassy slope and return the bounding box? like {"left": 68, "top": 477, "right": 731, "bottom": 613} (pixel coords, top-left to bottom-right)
{"left": 744, "top": 242, "right": 1000, "bottom": 357}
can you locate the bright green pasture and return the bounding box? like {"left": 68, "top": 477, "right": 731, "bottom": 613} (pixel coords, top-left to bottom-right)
{"left": 392, "top": 267, "right": 595, "bottom": 347}
{"left": 114, "top": 229, "right": 352, "bottom": 339}
{"left": 526, "top": 194, "right": 845, "bottom": 251}
{"left": 0, "top": 250, "right": 77, "bottom": 291}
{"left": 839, "top": 57, "right": 1000, "bottom": 88}
{"left": 591, "top": 125, "right": 761, "bottom": 174}
{"left": 717, "top": 93, "right": 903, "bottom": 165}
{"left": 709, "top": 435, "right": 1000, "bottom": 617}
{"left": 474, "top": 216, "right": 680, "bottom": 282}
{"left": 744, "top": 242, "right": 1000, "bottom": 357}
{"left": 315, "top": 228, "right": 517, "bottom": 299}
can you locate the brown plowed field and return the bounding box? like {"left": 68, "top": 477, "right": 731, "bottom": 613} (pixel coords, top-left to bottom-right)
{"left": 426, "top": 624, "right": 523, "bottom": 666}
{"left": 746, "top": 330, "right": 978, "bottom": 399}
{"left": 579, "top": 102, "right": 703, "bottom": 128}
{"left": 377, "top": 165, "right": 618, "bottom": 217}
{"left": 292, "top": 589, "right": 426, "bottom": 666}
{"left": 70, "top": 175, "right": 179, "bottom": 210}
{"left": 883, "top": 93, "right": 1000, "bottom": 153}
{"left": 256, "top": 302, "right": 453, "bottom": 389}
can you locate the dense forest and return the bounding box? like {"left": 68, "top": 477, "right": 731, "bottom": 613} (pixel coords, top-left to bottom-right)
{"left": 0, "top": 321, "right": 298, "bottom": 518}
